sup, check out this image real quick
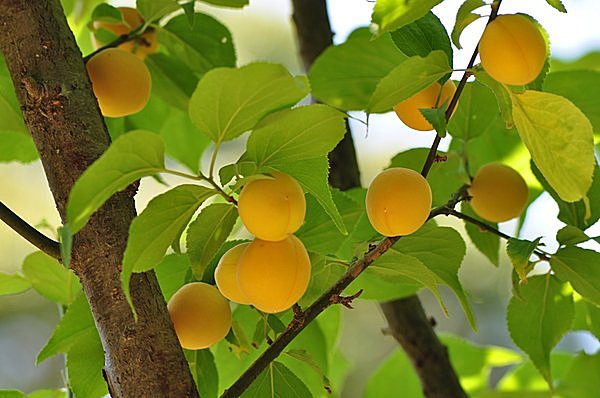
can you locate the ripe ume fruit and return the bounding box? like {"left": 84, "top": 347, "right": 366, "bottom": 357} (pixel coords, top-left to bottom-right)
{"left": 468, "top": 163, "right": 528, "bottom": 223}
{"left": 366, "top": 167, "right": 432, "bottom": 236}
{"left": 238, "top": 171, "right": 306, "bottom": 241}
{"left": 86, "top": 48, "right": 151, "bottom": 118}
{"left": 393, "top": 80, "right": 456, "bottom": 131}
{"left": 237, "top": 235, "right": 311, "bottom": 314}
{"left": 478, "top": 14, "right": 546, "bottom": 85}
{"left": 167, "top": 282, "right": 232, "bottom": 350}
{"left": 92, "top": 7, "right": 158, "bottom": 59}
{"left": 214, "top": 243, "right": 252, "bottom": 305}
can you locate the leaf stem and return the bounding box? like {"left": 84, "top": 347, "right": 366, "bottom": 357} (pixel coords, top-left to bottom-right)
{"left": 0, "top": 201, "right": 61, "bottom": 260}
{"left": 163, "top": 169, "right": 237, "bottom": 205}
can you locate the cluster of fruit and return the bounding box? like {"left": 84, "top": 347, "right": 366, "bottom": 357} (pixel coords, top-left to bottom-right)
{"left": 85, "top": 7, "right": 155, "bottom": 117}
{"left": 167, "top": 172, "right": 311, "bottom": 350}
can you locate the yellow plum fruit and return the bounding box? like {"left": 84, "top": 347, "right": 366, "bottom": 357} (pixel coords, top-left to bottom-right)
{"left": 238, "top": 172, "right": 306, "bottom": 241}
{"left": 366, "top": 167, "right": 432, "bottom": 236}
{"left": 468, "top": 163, "right": 528, "bottom": 223}
{"left": 92, "top": 7, "right": 158, "bottom": 59}
{"left": 167, "top": 282, "right": 232, "bottom": 350}
{"left": 478, "top": 14, "right": 546, "bottom": 85}
{"left": 237, "top": 235, "right": 311, "bottom": 314}
{"left": 393, "top": 80, "right": 456, "bottom": 131}
{"left": 214, "top": 243, "right": 252, "bottom": 305}
{"left": 86, "top": 48, "right": 151, "bottom": 118}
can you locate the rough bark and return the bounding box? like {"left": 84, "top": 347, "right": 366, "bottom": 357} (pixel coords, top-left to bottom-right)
{"left": 291, "top": 1, "right": 467, "bottom": 397}
{"left": 0, "top": 1, "right": 198, "bottom": 396}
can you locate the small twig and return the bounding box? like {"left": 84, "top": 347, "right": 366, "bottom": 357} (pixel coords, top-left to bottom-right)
{"left": 421, "top": 0, "right": 503, "bottom": 178}
{"left": 0, "top": 201, "right": 61, "bottom": 260}
{"left": 330, "top": 289, "right": 363, "bottom": 309}
{"left": 445, "top": 208, "right": 550, "bottom": 261}
{"left": 82, "top": 25, "right": 153, "bottom": 63}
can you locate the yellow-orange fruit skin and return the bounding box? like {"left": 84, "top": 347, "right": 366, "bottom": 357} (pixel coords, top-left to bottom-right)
{"left": 86, "top": 48, "right": 151, "bottom": 118}
{"left": 238, "top": 172, "right": 306, "bottom": 241}
{"left": 393, "top": 80, "right": 456, "bottom": 131}
{"left": 167, "top": 282, "right": 232, "bottom": 350}
{"left": 214, "top": 243, "right": 252, "bottom": 305}
{"left": 366, "top": 168, "right": 432, "bottom": 237}
{"left": 468, "top": 163, "right": 529, "bottom": 223}
{"left": 237, "top": 235, "right": 311, "bottom": 314}
{"left": 479, "top": 14, "right": 546, "bottom": 85}
{"left": 92, "top": 7, "right": 158, "bottom": 59}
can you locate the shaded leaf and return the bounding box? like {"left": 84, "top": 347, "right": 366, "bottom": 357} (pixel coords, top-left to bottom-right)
{"left": 507, "top": 275, "right": 574, "bottom": 387}
{"left": 185, "top": 349, "right": 219, "bottom": 398}
{"left": 67, "top": 130, "right": 165, "bottom": 233}
{"left": 186, "top": 203, "right": 238, "bottom": 279}
{"left": 451, "top": 0, "right": 485, "bottom": 49}
{"left": 368, "top": 50, "right": 451, "bottom": 113}
{"left": 66, "top": 330, "right": 107, "bottom": 398}
{"left": 154, "top": 254, "right": 191, "bottom": 301}
{"left": 462, "top": 202, "right": 500, "bottom": 267}
{"left": 242, "top": 361, "right": 312, "bottom": 398}
{"left": 136, "top": 0, "right": 179, "bottom": 21}
{"left": 309, "top": 27, "right": 406, "bottom": 110}
{"left": 506, "top": 237, "right": 541, "bottom": 282}
{"left": 556, "top": 225, "right": 590, "bottom": 246}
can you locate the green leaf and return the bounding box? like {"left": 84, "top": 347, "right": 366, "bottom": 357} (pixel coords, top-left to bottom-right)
{"left": 545, "top": 0, "right": 566, "bottom": 13}
{"left": 506, "top": 237, "right": 541, "bottom": 282}
{"left": 67, "top": 130, "right": 165, "bottom": 234}
{"left": 300, "top": 255, "right": 347, "bottom": 306}
{"left": 284, "top": 349, "right": 331, "bottom": 395}
{"left": 511, "top": 90, "right": 595, "bottom": 202}
{"left": 145, "top": 53, "right": 197, "bottom": 111}
{"left": 242, "top": 361, "right": 312, "bottom": 398}
{"left": 58, "top": 224, "right": 72, "bottom": 268}
{"left": 37, "top": 294, "right": 95, "bottom": 364}
{"left": 189, "top": 63, "right": 309, "bottom": 144}
{"left": 27, "top": 390, "right": 67, "bottom": 398}
{"left": 556, "top": 225, "right": 590, "bottom": 246}
{"left": 0, "top": 132, "right": 38, "bottom": 163}
{"left": 232, "top": 105, "right": 347, "bottom": 233}
{"left": 555, "top": 352, "right": 600, "bottom": 398}
{"left": 0, "top": 272, "right": 31, "bottom": 296}
{"left": 186, "top": 203, "right": 238, "bottom": 279}
{"left": 390, "top": 12, "right": 452, "bottom": 67}
{"left": 66, "top": 330, "right": 107, "bottom": 398}
{"left": 451, "top": 0, "right": 485, "bottom": 49}
{"left": 572, "top": 299, "right": 600, "bottom": 341}
{"left": 121, "top": 184, "right": 215, "bottom": 305}
{"left": 90, "top": 3, "right": 122, "bottom": 23}
{"left": 159, "top": 13, "right": 235, "bottom": 77}
{"left": 420, "top": 105, "right": 448, "bottom": 137}
{"left": 365, "top": 349, "right": 423, "bottom": 398}
{"left": 185, "top": 349, "right": 219, "bottom": 398}
{"left": 155, "top": 254, "right": 191, "bottom": 301}
{"left": 551, "top": 247, "right": 600, "bottom": 307}
{"left": 198, "top": 0, "right": 248, "bottom": 7}
{"left": 448, "top": 81, "right": 510, "bottom": 141}
{"left": 0, "top": 392, "right": 25, "bottom": 398}
{"left": 396, "top": 222, "right": 475, "bottom": 328}
{"left": 136, "top": 0, "right": 179, "bottom": 21}
{"left": 368, "top": 249, "right": 447, "bottom": 313}
{"left": 531, "top": 162, "right": 600, "bottom": 230}
{"left": 507, "top": 274, "right": 574, "bottom": 387}
{"left": 22, "top": 251, "right": 81, "bottom": 305}
{"left": 462, "top": 202, "right": 500, "bottom": 267}
{"left": 125, "top": 95, "right": 210, "bottom": 173}
{"left": 543, "top": 71, "right": 600, "bottom": 133}
{"left": 372, "top": 0, "right": 444, "bottom": 35}
{"left": 475, "top": 70, "right": 514, "bottom": 129}
{"left": 368, "top": 50, "right": 451, "bottom": 113}
{"left": 308, "top": 27, "right": 407, "bottom": 110}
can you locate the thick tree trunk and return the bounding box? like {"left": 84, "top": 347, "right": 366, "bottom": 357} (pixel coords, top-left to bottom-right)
{"left": 291, "top": 1, "right": 467, "bottom": 397}
{"left": 0, "top": 1, "right": 198, "bottom": 396}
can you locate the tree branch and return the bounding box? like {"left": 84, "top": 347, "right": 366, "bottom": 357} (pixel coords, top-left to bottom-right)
{"left": 0, "top": 201, "right": 61, "bottom": 260}
{"left": 0, "top": 1, "right": 198, "bottom": 396}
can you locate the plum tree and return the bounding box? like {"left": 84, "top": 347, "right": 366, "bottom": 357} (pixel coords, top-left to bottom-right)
{"left": 214, "top": 243, "right": 252, "bottom": 305}
{"left": 238, "top": 172, "right": 306, "bottom": 241}
{"left": 366, "top": 167, "right": 432, "bottom": 236}
{"left": 468, "top": 163, "right": 529, "bottom": 223}
{"left": 393, "top": 80, "right": 456, "bottom": 131}
{"left": 92, "top": 7, "right": 158, "bottom": 59}
{"left": 85, "top": 48, "right": 151, "bottom": 117}
{"left": 478, "top": 14, "right": 546, "bottom": 85}
{"left": 167, "top": 282, "right": 232, "bottom": 350}
{"left": 237, "top": 235, "right": 311, "bottom": 314}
